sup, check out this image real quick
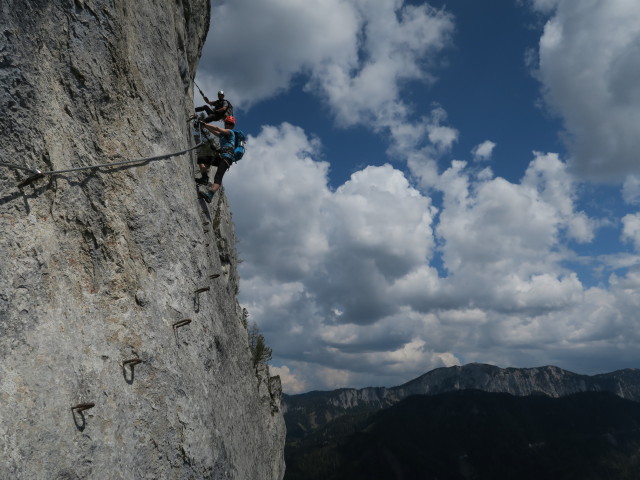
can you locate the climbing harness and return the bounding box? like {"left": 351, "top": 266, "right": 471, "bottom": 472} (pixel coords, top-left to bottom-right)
{"left": 1, "top": 143, "right": 204, "bottom": 188}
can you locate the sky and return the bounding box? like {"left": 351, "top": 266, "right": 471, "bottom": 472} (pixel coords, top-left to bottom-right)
{"left": 194, "top": 0, "right": 640, "bottom": 394}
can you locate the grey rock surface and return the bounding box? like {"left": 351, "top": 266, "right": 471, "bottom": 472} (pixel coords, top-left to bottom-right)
{"left": 0, "top": 1, "right": 285, "bottom": 479}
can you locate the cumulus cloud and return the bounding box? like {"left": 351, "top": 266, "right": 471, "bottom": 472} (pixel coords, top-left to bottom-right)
{"left": 622, "top": 175, "right": 640, "bottom": 204}
{"left": 622, "top": 213, "right": 640, "bottom": 251}
{"left": 227, "top": 124, "right": 436, "bottom": 326}
{"left": 527, "top": 0, "right": 561, "bottom": 14}
{"left": 402, "top": 106, "right": 459, "bottom": 188}
{"left": 433, "top": 152, "right": 591, "bottom": 313}
{"left": 308, "top": 1, "right": 454, "bottom": 130}
{"left": 471, "top": 140, "right": 496, "bottom": 162}
{"left": 221, "top": 124, "right": 640, "bottom": 393}
{"left": 533, "top": 0, "right": 640, "bottom": 180}
{"left": 225, "top": 123, "right": 330, "bottom": 281}
{"left": 225, "top": 124, "right": 450, "bottom": 386}
{"left": 313, "top": 164, "right": 436, "bottom": 324}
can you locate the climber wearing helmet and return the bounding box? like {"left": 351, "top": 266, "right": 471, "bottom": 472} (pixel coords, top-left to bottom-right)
{"left": 192, "top": 90, "right": 233, "bottom": 123}
{"left": 196, "top": 115, "right": 237, "bottom": 203}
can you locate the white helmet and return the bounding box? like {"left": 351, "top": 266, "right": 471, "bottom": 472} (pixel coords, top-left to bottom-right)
{"left": 217, "top": 90, "right": 224, "bottom": 96}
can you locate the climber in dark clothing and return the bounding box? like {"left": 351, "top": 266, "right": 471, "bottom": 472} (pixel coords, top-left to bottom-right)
{"left": 193, "top": 90, "right": 233, "bottom": 123}
{"left": 196, "top": 115, "right": 237, "bottom": 203}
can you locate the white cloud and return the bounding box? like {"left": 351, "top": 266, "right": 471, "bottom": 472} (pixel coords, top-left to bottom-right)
{"left": 315, "top": 165, "right": 436, "bottom": 324}
{"left": 622, "top": 213, "right": 640, "bottom": 251}
{"left": 622, "top": 175, "right": 640, "bottom": 204}
{"left": 521, "top": 152, "right": 595, "bottom": 243}
{"left": 427, "top": 124, "right": 458, "bottom": 152}
{"left": 438, "top": 162, "right": 557, "bottom": 275}
{"left": 225, "top": 123, "right": 453, "bottom": 385}
{"left": 402, "top": 107, "right": 459, "bottom": 189}
{"left": 226, "top": 123, "right": 331, "bottom": 281}
{"left": 471, "top": 140, "right": 496, "bottom": 162}
{"left": 433, "top": 153, "right": 591, "bottom": 314}
{"left": 534, "top": 0, "right": 640, "bottom": 180}
{"left": 332, "top": 164, "right": 435, "bottom": 275}
{"left": 310, "top": 1, "right": 454, "bottom": 129}
{"left": 222, "top": 123, "right": 640, "bottom": 393}
{"left": 528, "top": 0, "right": 561, "bottom": 14}
{"left": 228, "top": 123, "right": 437, "bottom": 306}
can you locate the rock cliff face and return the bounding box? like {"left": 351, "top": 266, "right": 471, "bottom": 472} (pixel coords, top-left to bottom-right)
{"left": 0, "top": 1, "right": 285, "bottom": 479}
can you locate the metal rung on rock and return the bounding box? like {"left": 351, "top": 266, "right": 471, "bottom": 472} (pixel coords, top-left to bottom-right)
{"left": 123, "top": 358, "right": 143, "bottom": 367}
{"left": 195, "top": 287, "right": 210, "bottom": 294}
{"left": 173, "top": 319, "right": 192, "bottom": 330}
{"left": 71, "top": 403, "right": 95, "bottom": 412}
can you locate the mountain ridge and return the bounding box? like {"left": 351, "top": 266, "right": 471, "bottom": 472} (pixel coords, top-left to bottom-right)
{"left": 283, "top": 363, "right": 640, "bottom": 439}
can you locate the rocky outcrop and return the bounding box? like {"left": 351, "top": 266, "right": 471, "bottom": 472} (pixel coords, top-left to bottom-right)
{"left": 0, "top": 1, "right": 285, "bottom": 479}
{"left": 283, "top": 363, "right": 640, "bottom": 440}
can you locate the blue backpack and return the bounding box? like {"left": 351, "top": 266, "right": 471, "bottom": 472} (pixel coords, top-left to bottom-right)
{"left": 233, "top": 130, "right": 246, "bottom": 161}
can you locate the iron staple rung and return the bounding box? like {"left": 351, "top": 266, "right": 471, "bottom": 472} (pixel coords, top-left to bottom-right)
{"left": 173, "top": 319, "right": 192, "bottom": 329}
{"left": 71, "top": 402, "right": 95, "bottom": 412}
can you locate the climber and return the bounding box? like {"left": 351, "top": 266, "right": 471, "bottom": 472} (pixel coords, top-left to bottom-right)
{"left": 192, "top": 90, "right": 233, "bottom": 123}
{"left": 196, "top": 115, "right": 237, "bottom": 203}
{"left": 194, "top": 121, "right": 218, "bottom": 172}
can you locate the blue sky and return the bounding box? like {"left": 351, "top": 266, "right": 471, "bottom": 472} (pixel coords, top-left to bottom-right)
{"left": 195, "top": 0, "right": 640, "bottom": 393}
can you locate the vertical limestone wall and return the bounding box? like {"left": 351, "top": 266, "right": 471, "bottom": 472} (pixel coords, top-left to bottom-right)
{"left": 0, "top": 1, "right": 285, "bottom": 478}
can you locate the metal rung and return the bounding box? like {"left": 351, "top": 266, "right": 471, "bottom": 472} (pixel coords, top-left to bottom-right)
{"left": 123, "top": 358, "right": 143, "bottom": 367}
{"left": 173, "top": 319, "right": 192, "bottom": 330}
{"left": 194, "top": 287, "right": 210, "bottom": 294}
{"left": 71, "top": 403, "right": 95, "bottom": 412}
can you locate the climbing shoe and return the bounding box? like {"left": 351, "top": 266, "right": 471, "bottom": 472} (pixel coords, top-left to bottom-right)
{"left": 195, "top": 175, "right": 209, "bottom": 185}
{"left": 198, "top": 191, "right": 214, "bottom": 204}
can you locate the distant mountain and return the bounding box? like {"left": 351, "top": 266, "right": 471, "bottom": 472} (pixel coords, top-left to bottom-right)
{"left": 284, "top": 390, "right": 640, "bottom": 480}
{"left": 283, "top": 363, "right": 640, "bottom": 440}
